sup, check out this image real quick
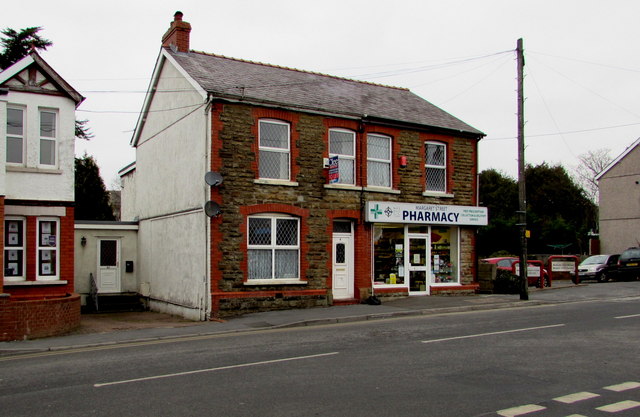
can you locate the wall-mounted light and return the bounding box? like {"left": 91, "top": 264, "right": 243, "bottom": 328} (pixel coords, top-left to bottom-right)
{"left": 81, "top": 236, "right": 87, "bottom": 247}
{"left": 399, "top": 155, "right": 407, "bottom": 168}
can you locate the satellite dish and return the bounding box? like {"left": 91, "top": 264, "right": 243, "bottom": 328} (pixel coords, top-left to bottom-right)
{"left": 205, "top": 171, "right": 223, "bottom": 187}
{"left": 204, "top": 201, "right": 222, "bottom": 217}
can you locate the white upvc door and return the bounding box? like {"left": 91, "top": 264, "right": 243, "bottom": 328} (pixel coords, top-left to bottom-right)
{"left": 97, "top": 238, "right": 120, "bottom": 293}
{"left": 332, "top": 233, "right": 354, "bottom": 300}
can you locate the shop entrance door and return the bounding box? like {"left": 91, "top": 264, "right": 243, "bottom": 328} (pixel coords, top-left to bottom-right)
{"left": 332, "top": 227, "right": 354, "bottom": 300}
{"left": 408, "top": 236, "right": 430, "bottom": 295}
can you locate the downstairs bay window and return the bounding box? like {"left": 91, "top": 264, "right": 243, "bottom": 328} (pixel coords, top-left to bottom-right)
{"left": 247, "top": 215, "right": 300, "bottom": 281}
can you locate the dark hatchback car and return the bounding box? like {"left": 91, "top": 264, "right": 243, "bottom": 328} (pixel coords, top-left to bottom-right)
{"left": 618, "top": 247, "right": 640, "bottom": 281}
{"left": 577, "top": 254, "right": 619, "bottom": 282}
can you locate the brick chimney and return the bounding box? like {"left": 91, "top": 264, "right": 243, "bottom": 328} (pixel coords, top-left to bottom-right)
{"left": 162, "top": 11, "right": 191, "bottom": 52}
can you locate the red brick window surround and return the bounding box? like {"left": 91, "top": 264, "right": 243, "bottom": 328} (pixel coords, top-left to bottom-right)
{"left": 425, "top": 141, "right": 447, "bottom": 193}
{"left": 328, "top": 128, "right": 357, "bottom": 185}
{"left": 258, "top": 119, "right": 291, "bottom": 181}
{"left": 247, "top": 214, "right": 300, "bottom": 281}
{"left": 367, "top": 133, "right": 393, "bottom": 188}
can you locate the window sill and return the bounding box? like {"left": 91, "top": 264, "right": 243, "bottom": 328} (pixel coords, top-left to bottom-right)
{"left": 7, "top": 166, "right": 62, "bottom": 175}
{"left": 253, "top": 179, "right": 299, "bottom": 187}
{"left": 4, "top": 280, "right": 68, "bottom": 286}
{"left": 324, "top": 184, "right": 362, "bottom": 191}
{"left": 422, "top": 191, "right": 454, "bottom": 198}
{"left": 244, "top": 279, "right": 307, "bottom": 286}
{"left": 364, "top": 187, "right": 401, "bottom": 194}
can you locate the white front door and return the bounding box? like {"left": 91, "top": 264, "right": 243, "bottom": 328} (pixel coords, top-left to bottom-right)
{"left": 97, "top": 239, "right": 120, "bottom": 293}
{"left": 332, "top": 233, "right": 354, "bottom": 300}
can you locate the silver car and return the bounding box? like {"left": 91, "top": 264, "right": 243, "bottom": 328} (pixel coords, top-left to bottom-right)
{"left": 578, "top": 254, "right": 620, "bottom": 282}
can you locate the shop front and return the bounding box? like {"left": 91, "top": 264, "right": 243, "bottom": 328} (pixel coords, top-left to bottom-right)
{"left": 366, "top": 201, "right": 488, "bottom": 295}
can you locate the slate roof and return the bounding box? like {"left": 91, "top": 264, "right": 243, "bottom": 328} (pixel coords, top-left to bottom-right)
{"left": 167, "top": 49, "right": 483, "bottom": 137}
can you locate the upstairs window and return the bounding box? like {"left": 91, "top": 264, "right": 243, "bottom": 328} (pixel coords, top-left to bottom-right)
{"left": 367, "top": 134, "right": 392, "bottom": 188}
{"left": 425, "top": 142, "right": 446, "bottom": 192}
{"left": 259, "top": 119, "right": 290, "bottom": 180}
{"left": 248, "top": 215, "right": 299, "bottom": 280}
{"left": 6, "top": 107, "right": 24, "bottom": 164}
{"left": 329, "top": 129, "right": 356, "bottom": 185}
{"left": 4, "top": 218, "right": 25, "bottom": 281}
{"left": 40, "top": 110, "right": 57, "bottom": 166}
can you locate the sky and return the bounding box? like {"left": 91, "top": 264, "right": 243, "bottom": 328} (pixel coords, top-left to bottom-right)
{"left": 3, "top": 0, "right": 640, "bottom": 188}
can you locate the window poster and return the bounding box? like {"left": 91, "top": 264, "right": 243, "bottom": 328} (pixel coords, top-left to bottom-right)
{"left": 7, "top": 250, "right": 18, "bottom": 261}
{"left": 8, "top": 222, "right": 18, "bottom": 232}
{"left": 41, "top": 222, "right": 52, "bottom": 234}
{"left": 7, "top": 263, "right": 18, "bottom": 275}
{"left": 41, "top": 263, "right": 52, "bottom": 275}
{"left": 8, "top": 233, "right": 18, "bottom": 245}
{"left": 41, "top": 250, "right": 51, "bottom": 261}
{"left": 41, "top": 234, "right": 50, "bottom": 246}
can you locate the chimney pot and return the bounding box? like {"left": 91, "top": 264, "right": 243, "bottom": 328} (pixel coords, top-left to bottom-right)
{"left": 174, "top": 11, "right": 183, "bottom": 21}
{"left": 162, "top": 11, "right": 191, "bottom": 53}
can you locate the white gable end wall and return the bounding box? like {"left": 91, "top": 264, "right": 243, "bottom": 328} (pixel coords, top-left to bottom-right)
{"left": 133, "top": 56, "right": 210, "bottom": 320}
{"left": 599, "top": 144, "right": 640, "bottom": 253}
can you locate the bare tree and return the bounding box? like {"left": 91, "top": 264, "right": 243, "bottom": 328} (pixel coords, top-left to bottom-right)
{"left": 573, "top": 149, "right": 612, "bottom": 203}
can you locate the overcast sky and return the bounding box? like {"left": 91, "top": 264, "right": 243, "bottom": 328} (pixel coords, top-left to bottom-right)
{"left": 4, "top": 0, "right": 640, "bottom": 188}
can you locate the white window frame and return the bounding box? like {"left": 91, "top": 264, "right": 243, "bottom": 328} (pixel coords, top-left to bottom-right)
{"left": 247, "top": 214, "right": 300, "bottom": 282}
{"left": 425, "top": 141, "right": 447, "bottom": 193}
{"left": 37, "top": 217, "right": 60, "bottom": 281}
{"left": 258, "top": 119, "right": 290, "bottom": 181}
{"left": 39, "top": 108, "right": 58, "bottom": 167}
{"left": 367, "top": 133, "right": 392, "bottom": 188}
{"left": 329, "top": 128, "right": 356, "bottom": 185}
{"left": 4, "top": 217, "right": 26, "bottom": 282}
{"left": 6, "top": 106, "right": 25, "bottom": 165}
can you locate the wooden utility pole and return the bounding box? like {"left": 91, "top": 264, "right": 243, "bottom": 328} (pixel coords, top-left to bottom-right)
{"left": 517, "top": 38, "right": 528, "bottom": 300}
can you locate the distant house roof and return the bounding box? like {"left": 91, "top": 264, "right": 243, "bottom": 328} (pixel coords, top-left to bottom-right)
{"left": 595, "top": 136, "right": 640, "bottom": 181}
{"left": 152, "top": 48, "right": 483, "bottom": 138}
{"left": 0, "top": 51, "right": 84, "bottom": 106}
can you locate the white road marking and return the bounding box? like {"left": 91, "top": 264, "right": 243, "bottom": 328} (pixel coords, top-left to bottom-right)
{"left": 604, "top": 381, "right": 640, "bottom": 392}
{"left": 554, "top": 391, "right": 600, "bottom": 403}
{"left": 614, "top": 313, "right": 640, "bottom": 319}
{"left": 496, "top": 404, "right": 546, "bottom": 416}
{"left": 421, "top": 324, "right": 565, "bottom": 344}
{"left": 94, "top": 351, "right": 339, "bottom": 388}
{"left": 596, "top": 400, "right": 640, "bottom": 413}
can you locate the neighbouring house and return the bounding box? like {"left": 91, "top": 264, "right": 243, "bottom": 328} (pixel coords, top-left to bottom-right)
{"left": 595, "top": 137, "right": 640, "bottom": 254}
{"left": 119, "top": 12, "right": 487, "bottom": 320}
{"left": 0, "top": 51, "right": 84, "bottom": 340}
{"left": 74, "top": 220, "right": 139, "bottom": 311}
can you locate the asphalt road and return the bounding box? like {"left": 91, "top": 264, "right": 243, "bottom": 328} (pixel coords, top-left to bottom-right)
{"left": 1, "top": 291, "right": 639, "bottom": 416}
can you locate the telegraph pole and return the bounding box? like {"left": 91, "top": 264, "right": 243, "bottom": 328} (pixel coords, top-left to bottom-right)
{"left": 517, "top": 38, "right": 528, "bottom": 300}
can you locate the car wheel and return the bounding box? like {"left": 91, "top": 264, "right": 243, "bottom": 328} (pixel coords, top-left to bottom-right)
{"left": 597, "top": 273, "right": 607, "bottom": 283}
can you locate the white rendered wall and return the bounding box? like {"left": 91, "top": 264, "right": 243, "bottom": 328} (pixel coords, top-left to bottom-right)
{"left": 0, "top": 99, "right": 6, "bottom": 196}
{"left": 599, "top": 146, "right": 640, "bottom": 254}
{"left": 132, "top": 56, "right": 210, "bottom": 320}
{"left": 4, "top": 91, "right": 75, "bottom": 202}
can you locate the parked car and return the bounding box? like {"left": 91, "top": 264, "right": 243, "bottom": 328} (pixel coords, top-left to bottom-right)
{"left": 481, "top": 257, "right": 549, "bottom": 287}
{"left": 577, "top": 254, "right": 619, "bottom": 282}
{"left": 617, "top": 247, "right": 640, "bottom": 281}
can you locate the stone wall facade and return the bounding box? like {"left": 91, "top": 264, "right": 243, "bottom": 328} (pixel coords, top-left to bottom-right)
{"left": 208, "top": 102, "right": 481, "bottom": 317}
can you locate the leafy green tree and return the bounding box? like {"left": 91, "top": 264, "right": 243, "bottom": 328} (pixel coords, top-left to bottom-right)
{"left": 1, "top": 26, "right": 91, "bottom": 140}
{"left": 75, "top": 154, "right": 115, "bottom": 221}
{"left": 478, "top": 169, "right": 519, "bottom": 256}
{"left": 478, "top": 164, "right": 597, "bottom": 257}
{"left": 0, "top": 27, "right": 51, "bottom": 69}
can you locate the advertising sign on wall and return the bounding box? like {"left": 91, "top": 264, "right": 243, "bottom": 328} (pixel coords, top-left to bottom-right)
{"left": 366, "top": 201, "right": 488, "bottom": 226}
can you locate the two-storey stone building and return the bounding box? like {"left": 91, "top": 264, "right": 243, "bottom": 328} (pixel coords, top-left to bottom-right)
{"left": 121, "top": 12, "right": 487, "bottom": 319}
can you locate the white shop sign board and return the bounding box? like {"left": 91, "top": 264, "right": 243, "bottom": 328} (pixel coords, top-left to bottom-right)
{"left": 366, "top": 202, "right": 488, "bottom": 226}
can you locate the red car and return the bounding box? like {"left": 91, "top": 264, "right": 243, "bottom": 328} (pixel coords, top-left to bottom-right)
{"left": 481, "top": 257, "right": 550, "bottom": 287}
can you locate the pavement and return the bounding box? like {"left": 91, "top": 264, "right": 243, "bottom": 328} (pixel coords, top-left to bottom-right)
{"left": 1, "top": 280, "right": 638, "bottom": 356}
